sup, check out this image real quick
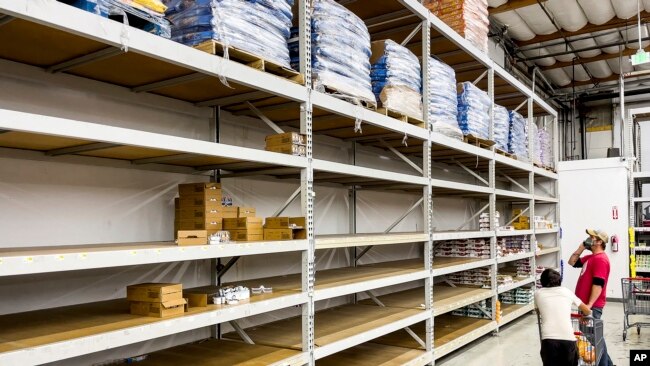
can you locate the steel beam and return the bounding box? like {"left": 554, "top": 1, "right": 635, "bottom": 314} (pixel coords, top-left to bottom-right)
{"left": 45, "top": 142, "right": 119, "bottom": 156}
{"left": 46, "top": 47, "right": 122, "bottom": 73}
{"left": 229, "top": 321, "right": 255, "bottom": 344}
{"left": 505, "top": 206, "right": 530, "bottom": 227}
{"left": 401, "top": 23, "right": 422, "bottom": 46}
{"left": 501, "top": 173, "right": 529, "bottom": 193}
{"left": 452, "top": 159, "right": 489, "bottom": 186}
{"left": 195, "top": 91, "right": 269, "bottom": 107}
{"left": 472, "top": 70, "right": 488, "bottom": 85}
{"left": 380, "top": 139, "right": 423, "bottom": 174}
{"left": 131, "top": 153, "right": 193, "bottom": 165}
{"left": 272, "top": 186, "right": 301, "bottom": 217}
{"left": 364, "top": 291, "right": 427, "bottom": 349}
{"left": 0, "top": 14, "right": 14, "bottom": 26}
{"left": 132, "top": 73, "right": 205, "bottom": 93}
{"left": 456, "top": 203, "right": 490, "bottom": 231}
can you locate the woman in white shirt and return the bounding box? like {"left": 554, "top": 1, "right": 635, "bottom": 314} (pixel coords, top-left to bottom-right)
{"left": 535, "top": 268, "right": 592, "bottom": 366}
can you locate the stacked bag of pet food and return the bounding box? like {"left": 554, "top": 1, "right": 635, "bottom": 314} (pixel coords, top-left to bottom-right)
{"left": 423, "top": 0, "right": 490, "bottom": 53}
{"left": 457, "top": 82, "right": 490, "bottom": 140}
{"left": 165, "top": 0, "right": 293, "bottom": 68}
{"left": 310, "top": 0, "right": 375, "bottom": 104}
{"left": 370, "top": 40, "right": 423, "bottom": 119}
{"left": 67, "top": 0, "right": 170, "bottom": 37}
{"left": 530, "top": 122, "right": 541, "bottom": 165}
{"left": 493, "top": 104, "right": 510, "bottom": 152}
{"left": 428, "top": 57, "right": 462, "bottom": 139}
{"left": 508, "top": 111, "right": 528, "bottom": 161}
{"left": 538, "top": 126, "right": 553, "bottom": 167}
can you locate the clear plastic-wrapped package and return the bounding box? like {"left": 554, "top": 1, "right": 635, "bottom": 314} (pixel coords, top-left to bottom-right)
{"left": 457, "top": 82, "right": 490, "bottom": 140}
{"left": 311, "top": 0, "right": 375, "bottom": 104}
{"left": 493, "top": 104, "right": 509, "bottom": 151}
{"left": 428, "top": 57, "right": 462, "bottom": 139}
{"left": 70, "top": 0, "right": 171, "bottom": 37}
{"left": 423, "top": 0, "right": 489, "bottom": 53}
{"left": 530, "top": 122, "right": 541, "bottom": 165}
{"left": 165, "top": 0, "right": 293, "bottom": 68}
{"left": 508, "top": 110, "right": 528, "bottom": 161}
{"left": 370, "top": 40, "right": 423, "bottom": 118}
{"left": 539, "top": 126, "right": 553, "bottom": 167}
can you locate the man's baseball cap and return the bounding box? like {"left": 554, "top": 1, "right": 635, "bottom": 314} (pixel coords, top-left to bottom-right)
{"left": 586, "top": 229, "right": 609, "bottom": 243}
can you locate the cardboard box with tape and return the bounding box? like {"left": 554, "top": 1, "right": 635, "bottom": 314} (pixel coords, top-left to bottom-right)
{"left": 127, "top": 283, "right": 187, "bottom": 318}
{"left": 265, "top": 132, "right": 306, "bottom": 146}
{"left": 223, "top": 217, "right": 263, "bottom": 230}
{"left": 228, "top": 229, "right": 263, "bottom": 242}
{"left": 238, "top": 207, "right": 256, "bottom": 218}
{"left": 176, "top": 230, "right": 209, "bottom": 246}
{"left": 263, "top": 217, "right": 307, "bottom": 240}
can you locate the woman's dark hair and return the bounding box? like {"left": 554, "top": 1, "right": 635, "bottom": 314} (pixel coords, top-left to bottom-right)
{"left": 540, "top": 268, "right": 561, "bottom": 288}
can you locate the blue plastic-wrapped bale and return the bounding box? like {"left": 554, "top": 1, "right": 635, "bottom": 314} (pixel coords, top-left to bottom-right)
{"left": 66, "top": 0, "right": 171, "bottom": 37}
{"left": 457, "top": 82, "right": 490, "bottom": 140}
{"left": 493, "top": 104, "right": 509, "bottom": 151}
{"left": 311, "top": 0, "right": 375, "bottom": 104}
{"left": 370, "top": 40, "right": 422, "bottom": 119}
{"left": 508, "top": 111, "right": 528, "bottom": 161}
{"left": 166, "top": 0, "right": 293, "bottom": 68}
{"left": 428, "top": 57, "right": 462, "bottom": 139}
{"left": 288, "top": 26, "right": 300, "bottom": 71}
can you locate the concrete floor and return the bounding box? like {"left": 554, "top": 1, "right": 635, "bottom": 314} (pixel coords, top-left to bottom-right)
{"left": 437, "top": 302, "right": 650, "bottom": 366}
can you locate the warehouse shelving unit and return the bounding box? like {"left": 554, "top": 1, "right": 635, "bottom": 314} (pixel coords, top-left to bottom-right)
{"left": 0, "top": 0, "right": 559, "bottom": 365}
{"left": 630, "top": 171, "right": 650, "bottom": 275}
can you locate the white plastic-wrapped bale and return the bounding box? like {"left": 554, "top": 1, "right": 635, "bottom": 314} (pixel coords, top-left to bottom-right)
{"left": 311, "top": 0, "right": 375, "bottom": 104}
{"left": 166, "top": 0, "right": 293, "bottom": 68}
{"left": 508, "top": 110, "right": 528, "bottom": 161}
{"left": 429, "top": 57, "right": 462, "bottom": 139}
{"left": 539, "top": 126, "right": 553, "bottom": 167}
{"left": 457, "top": 82, "right": 490, "bottom": 140}
{"left": 493, "top": 104, "right": 509, "bottom": 151}
{"left": 370, "top": 40, "right": 423, "bottom": 119}
{"left": 530, "top": 122, "right": 541, "bottom": 165}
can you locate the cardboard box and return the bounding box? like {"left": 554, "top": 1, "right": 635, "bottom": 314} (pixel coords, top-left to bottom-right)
{"left": 229, "top": 229, "right": 263, "bottom": 242}
{"left": 264, "top": 228, "right": 307, "bottom": 240}
{"left": 265, "top": 144, "right": 306, "bottom": 156}
{"left": 179, "top": 219, "right": 223, "bottom": 231}
{"left": 183, "top": 286, "right": 221, "bottom": 307}
{"left": 130, "top": 298, "right": 186, "bottom": 318}
{"left": 265, "top": 132, "right": 306, "bottom": 146}
{"left": 222, "top": 206, "right": 238, "bottom": 219}
{"left": 223, "top": 217, "right": 263, "bottom": 230}
{"left": 178, "top": 182, "right": 221, "bottom": 196}
{"left": 265, "top": 217, "right": 306, "bottom": 229}
{"left": 127, "top": 283, "right": 183, "bottom": 303}
{"left": 179, "top": 193, "right": 222, "bottom": 209}
{"left": 177, "top": 230, "right": 208, "bottom": 245}
{"left": 179, "top": 207, "right": 229, "bottom": 221}
{"left": 238, "top": 207, "right": 256, "bottom": 218}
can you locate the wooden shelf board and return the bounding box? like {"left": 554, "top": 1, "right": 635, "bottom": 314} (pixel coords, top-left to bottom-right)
{"left": 316, "top": 343, "right": 430, "bottom": 366}
{"left": 136, "top": 339, "right": 305, "bottom": 366}
{"left": 223, "top": 304, "right": 426, "bottom": 350}
{"left": 0, "top": 291, "right": 297, "bottom": 354}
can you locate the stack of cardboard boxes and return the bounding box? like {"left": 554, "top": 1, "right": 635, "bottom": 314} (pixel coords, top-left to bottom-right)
{"left": 265, "top": 132, "right": 307, "bottom": 157}
{"left": 512, "top": 209, "right": 529, "bottom": 230}
{"left": 224, "top": 217, "right": 263, "bottom": 241}
{"left": 127, "top": 283, "right": 187, "bottom": 318}
{"left": 263, "top": 216, "right": 307, "bottom": 240}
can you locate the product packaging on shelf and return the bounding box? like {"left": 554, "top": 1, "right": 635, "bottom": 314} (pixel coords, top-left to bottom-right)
{"left": 457, "top": 82, "right": 490, "bottom": 140}
{"left": 428, "top": 57, "right": 462, "bottom": 139}
{"left": 508, "top": 110, "right": 528, "bottom": 161}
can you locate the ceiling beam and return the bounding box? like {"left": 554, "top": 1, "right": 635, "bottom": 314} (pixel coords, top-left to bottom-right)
{"left": 516, "top": 12, "right": 649, "bottom": 47}
{"left": 541, "top": 48, "right": 637, "bottom": 70}
{"left": 568, "top": 74, "right": 619, "bottom": 87}
{"left": 489, "top": 0, "right": 546, "bottom": 15}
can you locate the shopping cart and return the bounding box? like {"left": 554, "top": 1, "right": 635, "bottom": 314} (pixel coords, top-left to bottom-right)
{"left": 536, "top": 311, "right": 603, "bottom": 366}
{"left": 572, "top": 313, "right": 604, "bottom": 366}
{"left": 621, "top": 277, "right": 650, "bottom": 341}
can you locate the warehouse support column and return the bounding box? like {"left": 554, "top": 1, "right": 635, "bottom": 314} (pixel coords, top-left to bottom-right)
{"left": 527, "top": 98, "right": 536, "bottom": 308}
{"left": 487, "top": 67, "right": 498, "bottom": 331}
{"left": 299, "top": 0, "right": 315, "bottom": 363}
{"left": 210, "top": 106, "right": 221, "bottom": 339}
{"left": 422, "top": 20, "right": 434, "bottom": 364}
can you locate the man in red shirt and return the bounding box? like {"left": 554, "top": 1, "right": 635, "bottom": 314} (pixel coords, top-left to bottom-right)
{"left": 568, "top": 228, "right": 613, "bottom": 366}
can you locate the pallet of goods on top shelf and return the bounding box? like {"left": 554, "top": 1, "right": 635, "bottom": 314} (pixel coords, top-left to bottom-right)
{"left": 61, "top": 0, "right": 171, "bottom": 37}
{"left": 290, "top": 0, "right": 377, "bottom": 108}
{"left": 428, "top": 57, "right": 463, "bottom": 139}
{"left": 423, "top": 0, "right": 489, "bottom": 53}
{"left": 457, "top": 82, "right": 492, "bottom": 145}
{"left": 165, "top": 0, "right": 303, "bottom": 83}
{"left": 370, "top": 40, "right": 424, "bottom": 126}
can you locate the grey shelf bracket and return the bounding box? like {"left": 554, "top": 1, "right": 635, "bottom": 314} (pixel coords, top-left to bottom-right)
{"left": 513, "top": 100, "right": 527, "bottom": 113}
{"left": 473, "top": 70, "right": 488, "bottom": 85}
{"left": 456, "top": 203, "right": 490, "bottom": 231}
{"left": 365, "top": 291, "right": 426, "bottom": 349}
{"left": 246, "top": 101, "right": 285, "bottom": 134}
{"left": 0, "top": 14, "right": 14, "bottom": 26}
{"left": 501, "top": 173, "right": 528, "bottom": 193}
{"left": 132, "top": 73, "right": 205, "bottom": 93}
{"left": 470, "top": 304, "right": 492, "bottom": 319}
{"left": 45, "top": 142, "right": 119, "bottom": 156}
{"left": 401, "top": 23, "right": 422, "bottom": 46}
{"left": 47, "top": 47, "right": 123, "bottom": 73}
{"left": 229, "top": 320, "right": 255, "bottom": 344}
{"left": 453, "top": 159, "right": 489, "bottom": 186}
{"left": 505, "top": 207, "right": 530, "bottom": 227}
{"left": 272, "top": 186, "right": 301, "bottom": 217}
{"left": 195, "top": 91, "right": 268, "bottom": 108}
{"left": 380, "top": 139, "right": 422, "bottom": 174}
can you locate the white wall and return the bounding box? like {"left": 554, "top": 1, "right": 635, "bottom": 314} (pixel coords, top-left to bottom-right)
{"left": 558, "top": 158, "right": 630, "bottom": 300}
